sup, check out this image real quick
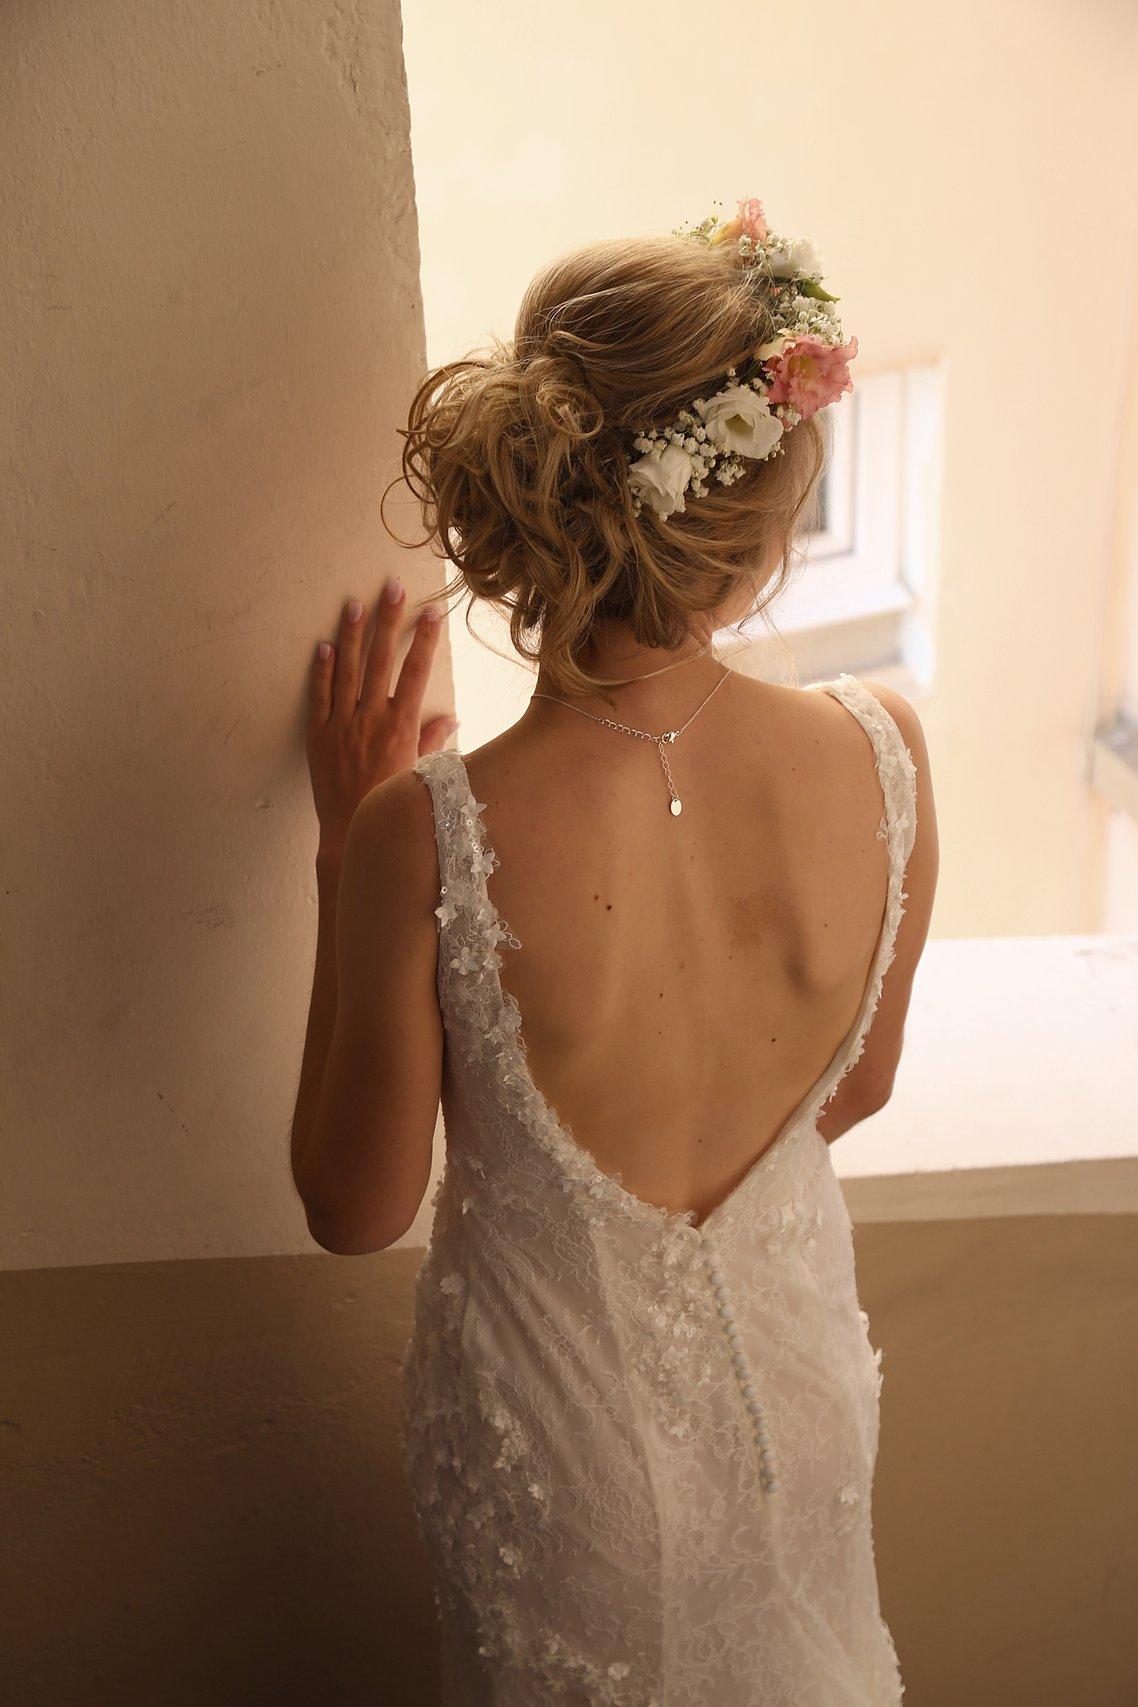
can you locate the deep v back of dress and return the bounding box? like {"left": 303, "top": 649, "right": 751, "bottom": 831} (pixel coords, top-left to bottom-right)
{"left": 401, "top": 671, "right": 918, "bottom": 1707}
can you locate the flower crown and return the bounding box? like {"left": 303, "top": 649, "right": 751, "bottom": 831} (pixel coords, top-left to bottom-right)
{"left": 626, "top": 196, "right": 858, "bottom": 520}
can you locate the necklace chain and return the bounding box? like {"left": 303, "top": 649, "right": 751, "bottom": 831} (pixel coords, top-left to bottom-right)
{"left": 582, "top": 641, "right": 712, "bottom": 686}
{"left": 531, "top": 663, "right": 732, "bottom": 818}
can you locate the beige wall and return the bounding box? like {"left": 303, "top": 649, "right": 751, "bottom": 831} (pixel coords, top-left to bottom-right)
{"left": 1, "top": 0, "right": 449, "bottom": 1274}
{"left": 1099, "top": 271, "right": 1138, "bottom": 926}
{"left": 5, "top": 1218, "right": 1135, "bottom": 1706}
{"left": 402, "top": 0, "right": 1138, "bottom": 936}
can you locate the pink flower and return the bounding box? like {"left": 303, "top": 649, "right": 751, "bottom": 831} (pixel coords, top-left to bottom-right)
{"left": 736, "top": 196, "right": 767, "bottom": 242}
{"left": 709, "top": 195, "right": 768, "bottom": 248}
{"left": 764, "top": 333, "right": 858, "bottom": 421}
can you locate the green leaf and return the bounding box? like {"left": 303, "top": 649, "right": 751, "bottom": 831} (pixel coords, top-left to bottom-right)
{"left": 799, "top": 279, "right": 841, "bottom": 303}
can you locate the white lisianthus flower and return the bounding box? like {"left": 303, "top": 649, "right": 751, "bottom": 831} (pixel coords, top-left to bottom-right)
{"left": 694, "top": 384, "right": 784, "bottom": 461}
{"left": 627, "top": 441, "right": 694, "bottom": 518}
{"left": 765, "top": 236, "right": 824, "bottom": 280}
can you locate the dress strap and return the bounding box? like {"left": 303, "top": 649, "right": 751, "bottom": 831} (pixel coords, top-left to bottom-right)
{"left": 796, "top": 673, "right": 920, "bottom": 1117}
{"left": 413, "top": 748, "right": 483, "bottom": 908}
{"left": 812, "top": 673, "right": 918, "bottom": 874}
{"left": 412, "top": 747, "right": 522, "bottom": 963}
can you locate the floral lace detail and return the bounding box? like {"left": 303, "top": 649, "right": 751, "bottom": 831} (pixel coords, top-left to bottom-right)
{"left": 400, "top": 674, "right": 915, "bottom": 1706}
{"left": 804, "top": 673, "right": 919, "bottom": 1126}
{"left": 859, "top": 1305, "right": 887, "bottom": 1402}
{"left": 766, "top": 1196, "right": 826, "bottom": 1261}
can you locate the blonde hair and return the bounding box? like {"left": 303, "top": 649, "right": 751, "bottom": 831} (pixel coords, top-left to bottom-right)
{"left": 383, "top": 233, "right": 830, "bottom": 695}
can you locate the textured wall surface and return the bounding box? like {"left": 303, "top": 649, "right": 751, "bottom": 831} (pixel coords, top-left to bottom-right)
{"left": 2, "top": 1249, "right": 439, "bottom": 1706}
{"left": 1, "top": 0, "right": 449, "bottom": 1272}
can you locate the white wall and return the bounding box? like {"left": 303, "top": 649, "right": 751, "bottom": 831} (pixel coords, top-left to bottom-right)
{"left": 402, "top": 0, "right": 1138, "bottom": 934}
{"left": 1, "top": 0, "right": 447, "bottom": 1269}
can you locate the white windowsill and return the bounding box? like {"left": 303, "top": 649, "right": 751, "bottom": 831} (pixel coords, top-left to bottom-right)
{"left": 827, "top": 933, "right": 1138, "bottom": 1222}
{"left": 737, "top": 574, "right": 912, "bottom": 638}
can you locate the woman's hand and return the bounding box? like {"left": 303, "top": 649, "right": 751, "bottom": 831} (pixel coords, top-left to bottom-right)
{"left": 306, "top": 577, "right": 458, "bottom": 861}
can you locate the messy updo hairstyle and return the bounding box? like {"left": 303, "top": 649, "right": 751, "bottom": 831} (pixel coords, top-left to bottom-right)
{"left": 383, "top": 233, "right": 830, "bottom": 695}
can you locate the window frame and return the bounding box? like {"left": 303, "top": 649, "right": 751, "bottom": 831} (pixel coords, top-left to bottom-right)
{"left": 728, "top": 363, "right": 944, "bottom": 689}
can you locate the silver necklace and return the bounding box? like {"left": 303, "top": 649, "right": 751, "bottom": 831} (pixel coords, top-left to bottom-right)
{"left": 586, "top": 641, "right": 712, "bottom": 686}
{"left": 531, "top": 664, "right": 732, "bottom": 817}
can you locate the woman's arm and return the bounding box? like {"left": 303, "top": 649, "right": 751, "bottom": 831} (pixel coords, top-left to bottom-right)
{"left": 289, "top": 845, "right": 349, "bottom": 1194}
{"left": 289, "top": 577, "right": 456, "bottom": 1251}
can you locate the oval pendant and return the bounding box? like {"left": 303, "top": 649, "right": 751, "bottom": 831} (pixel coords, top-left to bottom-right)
{"left": 670, "top": 798, "right": 683, "bottom": 816}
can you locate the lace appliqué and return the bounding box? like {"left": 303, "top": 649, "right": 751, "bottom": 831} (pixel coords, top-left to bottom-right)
{"left": 765, "top": 1196, "right": 826, "bottom": 1260}
{"left": 810, "top": 673, "right": 919, "bottom": 1122}
{"left": 859, "top": 1305, "right": 887, "bottom": 1401}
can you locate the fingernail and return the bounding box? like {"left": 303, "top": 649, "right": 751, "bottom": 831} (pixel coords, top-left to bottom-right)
{"left": 422, "top": 605, "right": 443, "bottom": 632}
{"left": 317, "top": 641, "right": 332, "bottom": 660}
{"left": 446, "top": 718, "right": 460, "bottom": 733}
{"left": 347, "top": 600, "right": 364, "bottom": 624}
{"left": 383, "top": 577, "right": 405, "bottom": 604}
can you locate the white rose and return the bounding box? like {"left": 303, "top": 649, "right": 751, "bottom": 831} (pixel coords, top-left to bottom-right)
{"left": 765, "top": 236, "right": 824, "bottom": 280}
{"left": 627, "top": 441, "right": 694, "bottom": 518}
{"left": 694, "top": 384, "right": 784, "bottom": 461}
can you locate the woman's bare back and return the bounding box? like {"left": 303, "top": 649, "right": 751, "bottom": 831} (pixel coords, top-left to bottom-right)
{"left": 459, "top": 663, "right": 936, "bottom": 1225}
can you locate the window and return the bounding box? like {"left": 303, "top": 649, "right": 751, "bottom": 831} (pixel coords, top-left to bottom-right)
{"left": 731, "top": 363, "right": 945, "bottom": 692}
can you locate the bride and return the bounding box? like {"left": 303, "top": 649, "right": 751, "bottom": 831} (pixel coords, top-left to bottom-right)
{"left": 291, "top": 196, "right": 939, "bottom": 1704}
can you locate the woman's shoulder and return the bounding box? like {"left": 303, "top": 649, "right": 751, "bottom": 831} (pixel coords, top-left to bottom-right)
{"left": 843, "top": 677, "right": 930, "bottom": 787}
{"left": 852, "top": 674, "right": 922, "bottom": 735}
{"left": 451, "top": 668, "right": 930, "bottom": 811}
{"left": 805, "top": 672, "right": 928, "bottom": 764}
{"left": 348, "top": 763, "right": 446, "bottom": 899}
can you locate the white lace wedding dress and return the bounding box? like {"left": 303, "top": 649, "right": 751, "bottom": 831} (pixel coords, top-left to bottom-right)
{"left": 400, "top": 673, "right": 917, "bottom": 1706}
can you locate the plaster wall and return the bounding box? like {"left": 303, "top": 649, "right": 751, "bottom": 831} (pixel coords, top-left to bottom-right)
{"left": 1, "top": 0, "right": 448, "bottom": 1274}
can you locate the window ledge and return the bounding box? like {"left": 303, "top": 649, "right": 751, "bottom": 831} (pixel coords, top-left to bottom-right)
{"left": 742, "top": 574, "right": 911, "bottom": 638}
{"left": 826, "top": 933, "right": 1138, "bottom": 1221}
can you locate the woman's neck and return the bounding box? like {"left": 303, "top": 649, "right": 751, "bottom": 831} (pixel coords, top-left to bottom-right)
{"left": 530, "top": 616, "right": 725, "bottom": 719}
{"left": 548, "top": 617, "right": 716, "bottom": 690}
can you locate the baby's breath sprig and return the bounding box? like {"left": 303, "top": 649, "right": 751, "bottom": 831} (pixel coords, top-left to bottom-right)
{"left": 670, "top": 198, "right": 728, "bottom": 246}
{"left": 627, "top": 365, "right": 800, "bottom": 520}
